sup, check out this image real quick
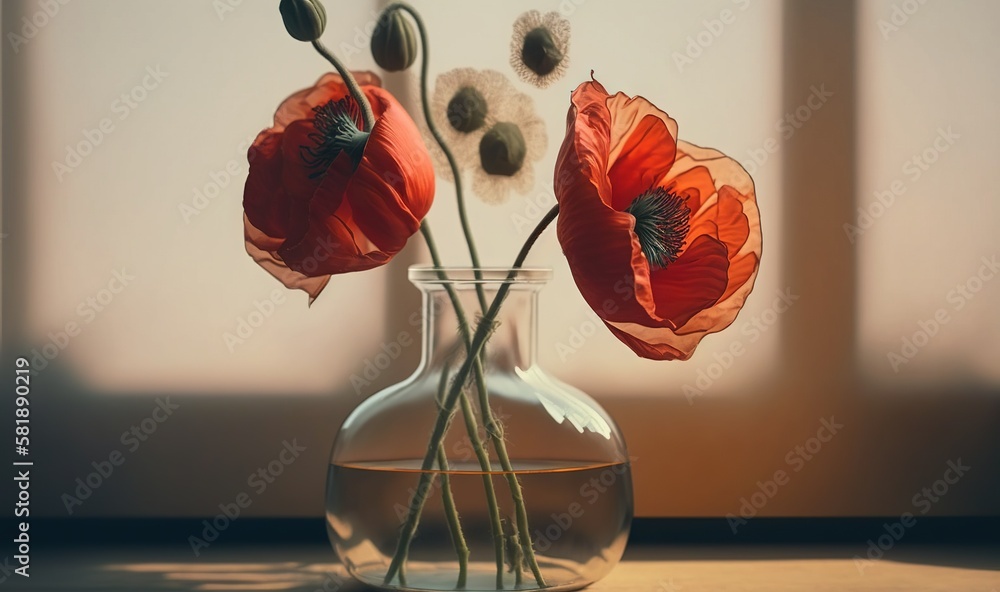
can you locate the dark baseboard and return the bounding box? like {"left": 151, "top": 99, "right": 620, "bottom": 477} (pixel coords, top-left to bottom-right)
{"left": 628, "top": 516, "right": 1000, "bottom": 544}
{"left": 9, "top": 517, "right": 999, "bottom": 547}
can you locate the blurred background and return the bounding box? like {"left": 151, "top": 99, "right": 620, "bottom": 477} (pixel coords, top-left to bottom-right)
{"left": 2, "top": 0, "right": 998, "bottom": 521}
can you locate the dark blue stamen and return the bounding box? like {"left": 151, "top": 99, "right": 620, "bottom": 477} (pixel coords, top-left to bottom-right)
{"left": 300, "top": 97, "right": 370, "bottom": 176}
{"left": 625, "top": 187, "right": 690, "bottom": 270}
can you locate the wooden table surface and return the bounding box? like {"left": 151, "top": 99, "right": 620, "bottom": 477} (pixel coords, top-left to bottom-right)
{"left": 19, "top": 544, "right": 1000, "bottom": 591}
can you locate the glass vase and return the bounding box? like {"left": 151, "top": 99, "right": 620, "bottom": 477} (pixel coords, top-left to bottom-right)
{"left": 326, "top": 267, "right": 633, "bottom": 591}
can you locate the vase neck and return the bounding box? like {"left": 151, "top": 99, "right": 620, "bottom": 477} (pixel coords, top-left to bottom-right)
{"left": 412, "top": 269, "right": 547, "bottom": 376}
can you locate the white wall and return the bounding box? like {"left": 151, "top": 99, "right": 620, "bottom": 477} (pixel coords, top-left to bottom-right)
{"left": 4, "top": 0, "right": 999, "bottom": 519}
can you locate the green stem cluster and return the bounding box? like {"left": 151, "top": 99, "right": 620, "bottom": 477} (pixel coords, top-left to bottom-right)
{"left": 434, "top": 365, "right": 470, "bottom": 588}
{"left": 307, "top": 9, "right": 562, "bottom": 589}
{"left": 414, "top": 224, "right": 508, "bottom": 588}
{"left": 384, "top": 209, "right": 558, "bottom": 586}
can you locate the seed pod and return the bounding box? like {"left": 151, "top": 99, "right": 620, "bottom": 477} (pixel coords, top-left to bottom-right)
{"left": 446, "top": 87, "right": 488, "bottom": 133}
{"left": 521, "top": 27, "right": 563, "bottom": 76}
{"left": 479, "top": 122, "right": 526, "bottom": 177}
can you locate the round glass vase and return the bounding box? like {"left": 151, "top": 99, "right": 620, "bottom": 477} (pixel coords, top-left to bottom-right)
{"left": 326, "top": 267, "right": 633, "bottom": 592}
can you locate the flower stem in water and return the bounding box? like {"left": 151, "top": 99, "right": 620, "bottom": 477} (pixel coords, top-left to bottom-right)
{"left": 384, "top": 210, "right": 558, "bottom": 586}
{"left": 434, "top": 366, "right": 470, "bottom": 588}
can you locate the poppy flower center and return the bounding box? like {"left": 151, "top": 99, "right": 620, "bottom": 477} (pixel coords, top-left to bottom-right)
{"left": 521, "top": 27, "right": 563, "bottom": 76}
{"left": 625, "top": 188, "right": 691, "bottom": 270}
{"left": 301, "top": 98, "right": 370, "bottom": 176}
{"left": 446, "top": 86, "right": 488, "bottom": 133}
{"left": 479, "top": 122, "right": 526, "bottom": 176}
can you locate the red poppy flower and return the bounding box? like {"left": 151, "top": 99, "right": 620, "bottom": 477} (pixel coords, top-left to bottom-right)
{"left": 555, "top": 78, "right": 761, "bottom": 361}
{"left": 243, "top": 72, "right": 435, "bottom": 302}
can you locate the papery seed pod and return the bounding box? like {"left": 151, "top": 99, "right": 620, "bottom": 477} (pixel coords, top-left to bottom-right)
{"left": 479, "top": 122, "right": 526, "bottom": 177}
{"left": 371, "top": 7, "right": 418, "bottom": 72}
{"left": 446, "top": 87, "right": 488, "bottom": 133}
{"left": 430, "top": 68, "right": 547, "bottom": 204}
{"left": 279, "top": 0, "right": 327, "bottom": 42}
{"left": 521, "top": 27, "right": 563, "bottom": 76}
{"left": 510, "top": 10, "right": 570, "bottom": 88}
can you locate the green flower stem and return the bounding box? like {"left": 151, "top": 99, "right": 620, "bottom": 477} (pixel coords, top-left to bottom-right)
{"left": 438, "top": 357, "right": 505, "bottom": 588}
{"left": 461, "top": 205, "right": 559, "bottom": 587}
{"left": 384, "top": 208, "right": 558, "bottom": 586}
{"left": 477, "top": 383, "right": 545, "bottom": 586}
{"left": 383, "top": 223, "right": 507, "bottom": 587}
{"left": 310, "top": 40, "right": 376, "bottom": 132}
{"left": 508, "top": 517, "right": 525, "bottom": 585}
{"left": 434, "top": 366, "right": 470, "bottom": 589}
{"left": 458, "top": 380, "right": 506, "bottom": 588}
{"left": 435, "top": 446, "right": 469, "bottom": 589}
{"left": 389, "top": 1, "right": 488, "bottom": 314}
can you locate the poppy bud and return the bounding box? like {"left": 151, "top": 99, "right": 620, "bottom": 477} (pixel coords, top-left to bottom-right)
{"left": 371, "top": 7, "right": 418, "bottom": 72}
{"left": 479, "top": 122, "right": 526, "bottom": 177}
{"left": 279, "top": 0, "right": 327, "bottom": 42}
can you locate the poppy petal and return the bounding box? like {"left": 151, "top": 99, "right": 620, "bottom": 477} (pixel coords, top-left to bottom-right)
{"left": 278, "top": 207, "right": 390, "bottom": 277}
{"left": 273, "top": 72, "right": 383, "bottom": 130}
{"left": 714, "top": 185, "right": 752, "bottom": 258}
{"left": 309, "top": 152, "right": 381, "bottom": 256}
{"left": 650, "top": 234, "right": 730, "bottom": 328}
{"left": 349, "top": 89, "right": 435, "bottom": 253}
{"left": 244, "top": 130, "right": 299, "bottom": 242}
{"left": 281, "top": 120, "right": 325, "bottom": 202}
{"left": 605, "top": 92, "right": 678, "bottom": 210}
{"left": 603, "top": 322, "right": 690, "bottom": 361}
{"left": 604, "top": 320, "right": 710, "bottom": 361}
{"left": 244, "top": 214, "right": 330, "bottom": 303}
{"left": 555, "top": 79, "right": 614, "bottom": 207}
{"left": 720, "top": 250, "right": 759, "bottom": 303}
{"left": 557, "top": 193, "right": 657, "bottom": 326}
{"left": 675, "top": 251, "right": 760, "bottom": 336}
{"left": 671, "top": 140, "right": 755, "bottom": 196}
{"left": 664, "top": 165, "right": 716, "bottom": 223}
{"left": 556, "top": 80, "right": 661, "bottom": 324}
